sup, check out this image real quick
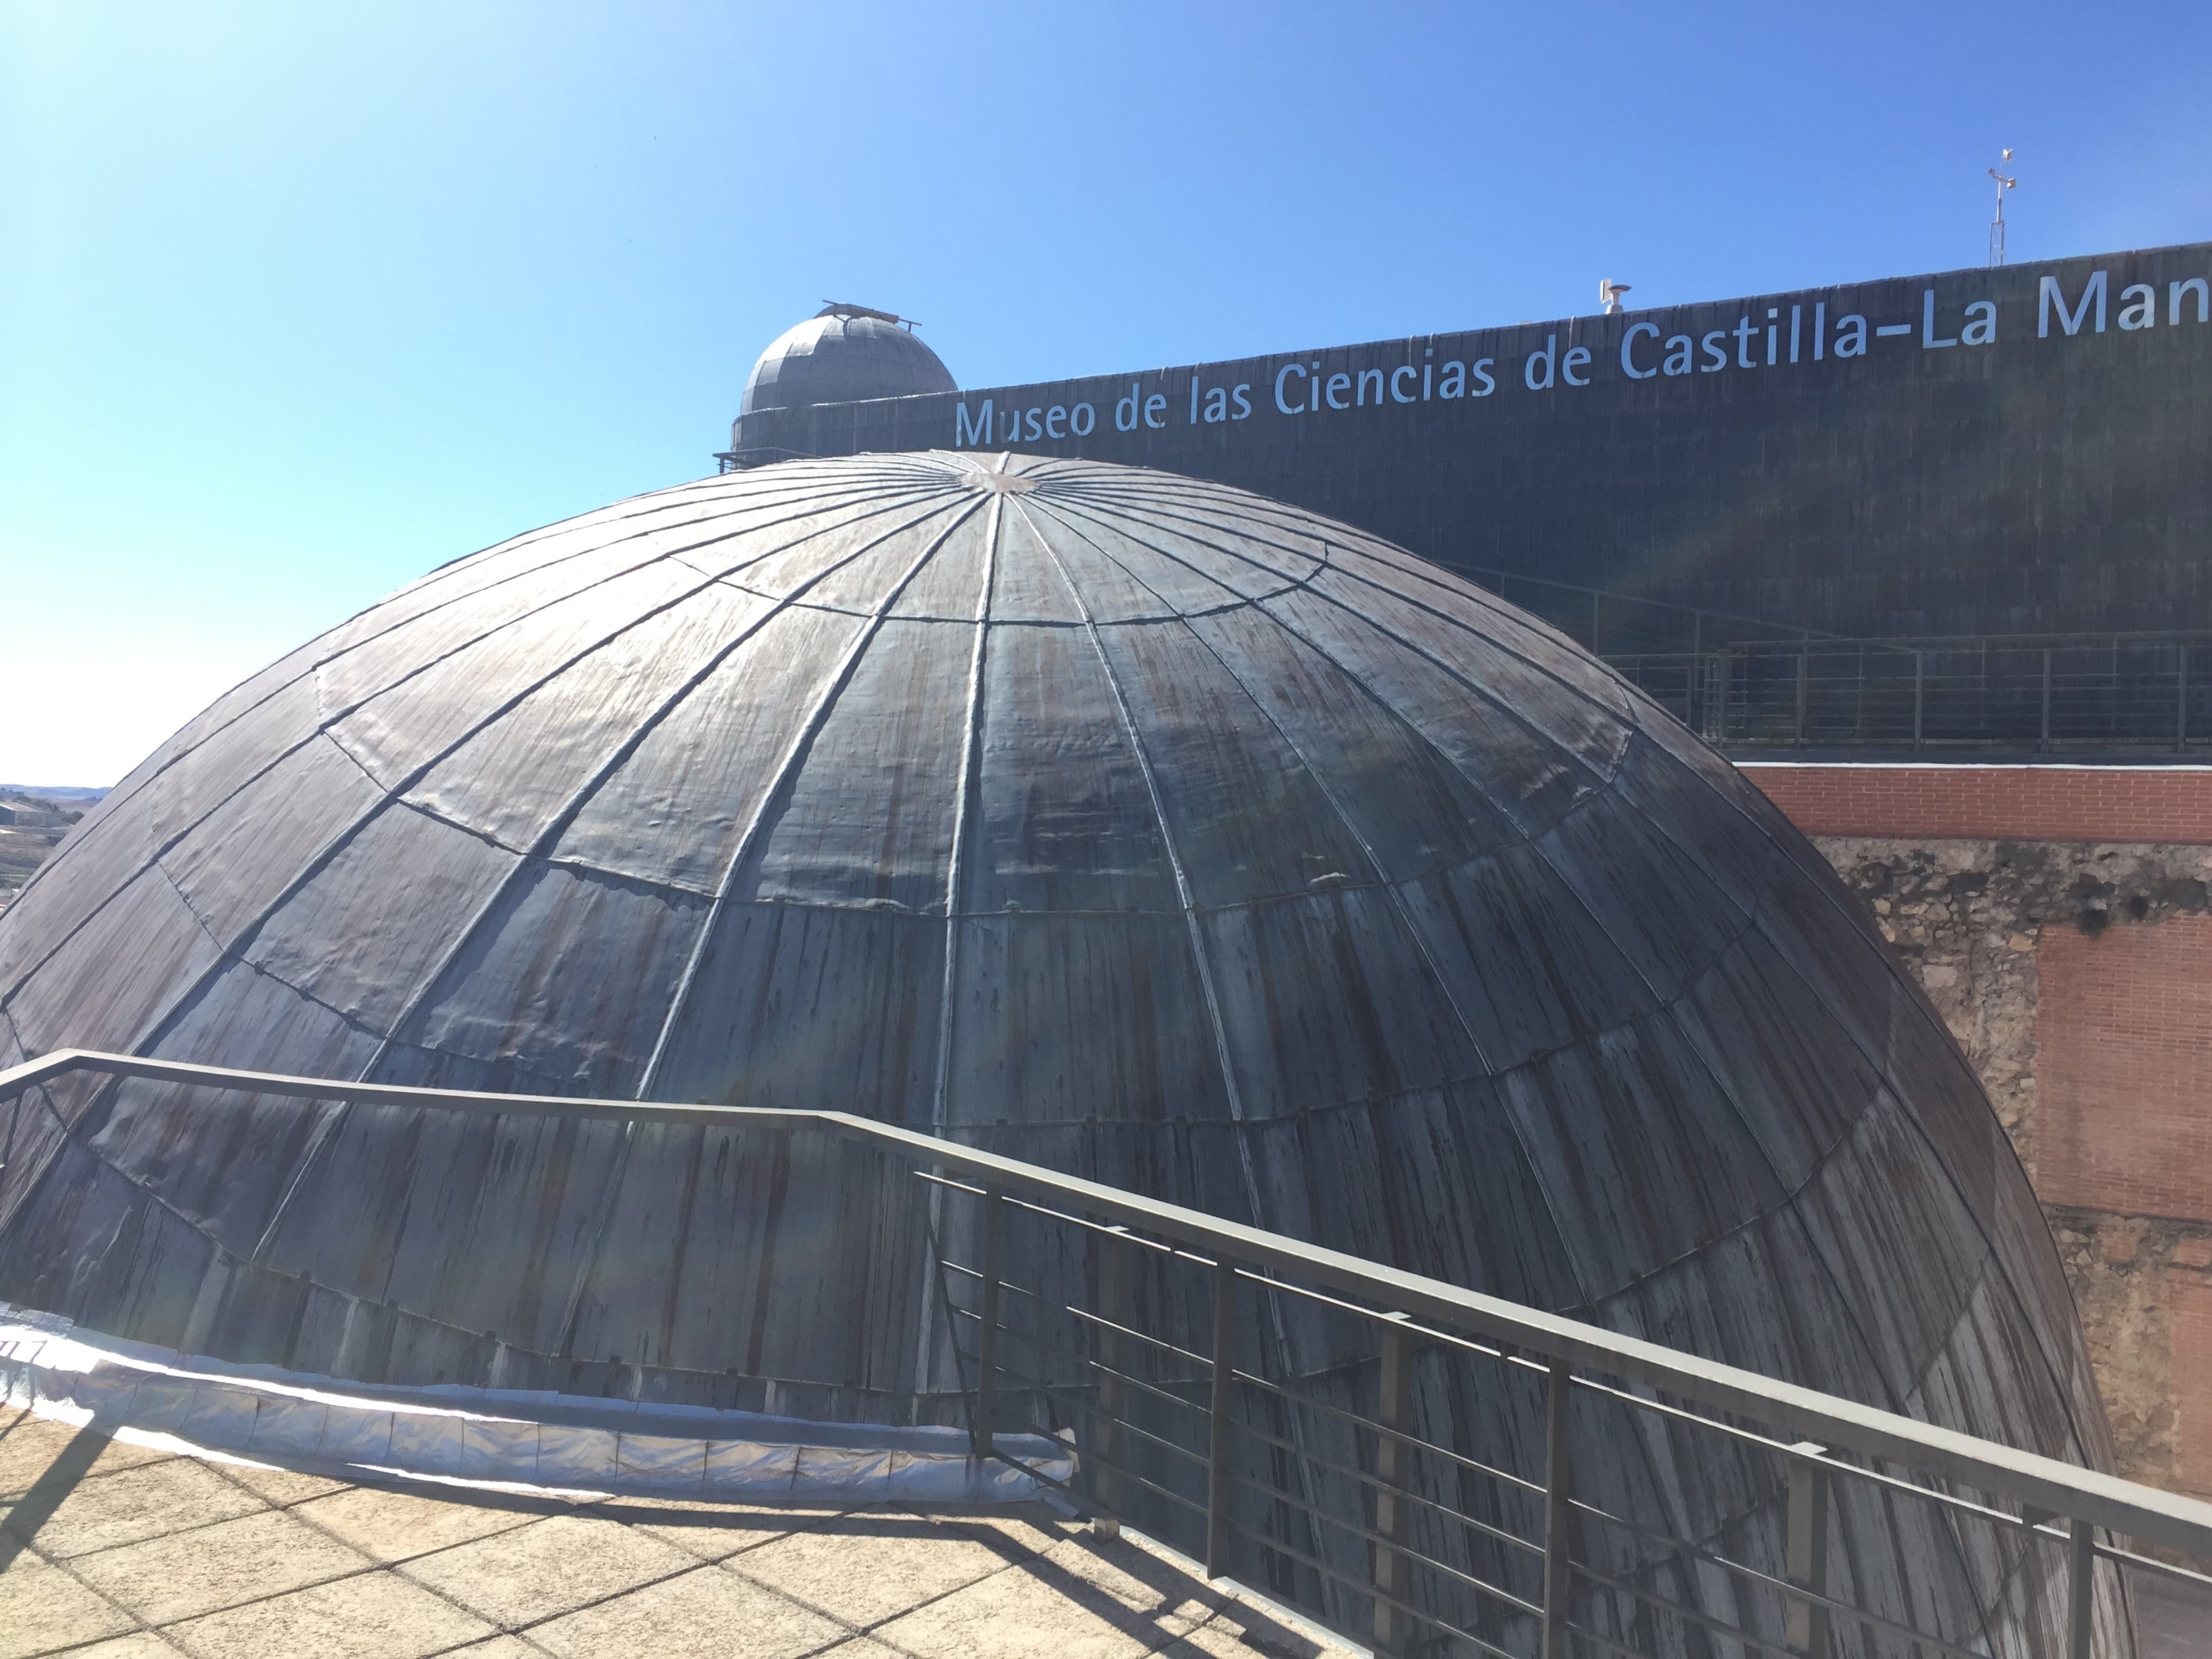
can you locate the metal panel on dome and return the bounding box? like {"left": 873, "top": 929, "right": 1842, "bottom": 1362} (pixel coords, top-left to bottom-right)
{"left": 0, "top": 450, "right": 2124, "bottom": 1658}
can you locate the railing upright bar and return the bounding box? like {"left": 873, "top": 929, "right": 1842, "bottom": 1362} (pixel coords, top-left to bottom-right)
{"left": 2182, "top": 644, "right": 2191, "bottom": 752}
{"left": 1094, "top": 1226, "right": 1129, "bottom": 1538}
{"left": 1543, "top": 1358, "right": 1574, "bottom": 1659}
{"left": 2041, "top": 647, "right": 2053, "bottom": 750}
{"left": 1206, "top": 1255, "right": 1237, "bottom": 1578}
{"left": 1914, "top": 649, "right": 1925, "bottom": 749}
{"left": 1784, "top": 1441, "right": 1832, "bottom": 1658}
{"left": 1372, "top": 1316, "right": 1418, "bottom": 1656}
{"left": 2068, "top": 1516, "right": 2096, "bottom": 1659}
{"left": 971, "top": 1186, "right": 1003, "bottom": 1460}
{"left": 1794, "top": 648, "right": 1808, "bottom": 746}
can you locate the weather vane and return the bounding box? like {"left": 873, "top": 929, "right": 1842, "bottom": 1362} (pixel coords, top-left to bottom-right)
{"left": 1988, "top": 149, "right": 2018, "bottom": 267}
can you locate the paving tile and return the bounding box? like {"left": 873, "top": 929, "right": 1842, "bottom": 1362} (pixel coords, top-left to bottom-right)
{"left": 1036, "top": 1533, "right": 1227, "bottom": 1627}
{"left": 586, "top": 1493, "right": 820, "bottom": 1563}
{"left": 293, "top": 1482, "right": 556, "bottom": 1563}
{"left": 0, "top": 1551, "right": 137, "bottom": 1658}
{"left": 47, "top": 1637, "right": 192, "bottom": 1658}
{"left": 434, "top": 1644, "right": 540, "bottom": 1658}
{"left": 167, "top": 1568, "right": 497, "bottom": 1659}
{"left": 1155, "top": 1610, "right": 1339, "bottom": 1657}
{"left": 397, "top": 1511, "right": 696, "bottom": 1626}
{"left": 730, "top": 1512, "right": 1017, "bottom": 1629}
{"left": 869, "top": 1565, "right": 1152, "bottom": 1659}
{"left": 68, "top": 1508, "right": 373, "bottom": 1624}
{"left": 0, "top": 1416, "right": 172, "bottom": 1499}
{"left": 530, "top": 1563, "right": 846, "bottom": 1658}
{"left": 914, "top": 1502, "right": 1078, "bottom": 1559}
{"left": 216, "top": 1460, "right": 353, "bottom": 1506}
{"left": 1, "top": 1455, "right": 265, "bottom": 1559}
{"left": 872, "top": 1531, "right": 1226, "bottom": 1659}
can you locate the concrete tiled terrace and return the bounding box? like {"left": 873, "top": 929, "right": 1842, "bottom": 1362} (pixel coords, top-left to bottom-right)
{"left": 0, "top": 1408, "right": 1341, "bottom": 1659}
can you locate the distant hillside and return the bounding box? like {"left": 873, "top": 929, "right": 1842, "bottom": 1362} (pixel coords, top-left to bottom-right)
{"left": 0, "top": 784, "right": 109, "bottom": 804}
{"left": 0, "top": 789, "right": 100, "bottom": 909}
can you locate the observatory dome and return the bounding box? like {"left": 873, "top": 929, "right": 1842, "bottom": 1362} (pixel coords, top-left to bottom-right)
{"left": 729, "top": 305, "right": 954, "bottom": 456}
{"left": 0, "top": 453, "right": 2111, "bottom": 1650}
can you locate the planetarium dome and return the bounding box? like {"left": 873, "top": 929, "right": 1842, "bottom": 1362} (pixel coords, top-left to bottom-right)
{"left": 728, "top": 304, "right": 954, "bottom": 458}
{"left": 0, "top": 452, "right": 2114, "bottom": 1652}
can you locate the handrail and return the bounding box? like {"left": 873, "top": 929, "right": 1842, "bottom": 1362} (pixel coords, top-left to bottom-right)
{"left": 1636, "top": 628, "right": 2212, "bottom": 653}
{"left": 5, "top": 1046, "right": 2212, "bottom": 1559}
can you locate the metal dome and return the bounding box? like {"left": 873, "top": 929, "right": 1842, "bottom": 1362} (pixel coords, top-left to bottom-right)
{"left": 0, "top": 452, "right": 2112, "bottom": 1649}
{"left": 731, "top": 306, "right": 954, "bottom": 455}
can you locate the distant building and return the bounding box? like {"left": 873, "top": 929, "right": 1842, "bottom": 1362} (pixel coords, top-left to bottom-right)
{"left": 0, "top": 805, "right": 16, "bottom": 825}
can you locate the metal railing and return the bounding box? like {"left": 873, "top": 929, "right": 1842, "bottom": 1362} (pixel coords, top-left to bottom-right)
{"left": 1455, "top": 567, "right": 2212, "bottom": 754}
{"left": 1606, "top": 634, "right": 2212, "bottom": 754}
{"left": 5, "top": 1050, "right": 2210, "bottom": 1657}
{"left": 1462, "top": 567, "right": 1834, "bottom": 659}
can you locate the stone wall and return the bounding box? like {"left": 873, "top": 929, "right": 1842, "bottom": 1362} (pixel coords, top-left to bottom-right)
{"left": 1811, "top": 832, "right": 2212, "bottom": 1494}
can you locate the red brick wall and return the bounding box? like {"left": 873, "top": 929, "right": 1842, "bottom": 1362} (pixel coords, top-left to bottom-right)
{"left": 1742, "top": 763, "right": 2212, "bottom": 844}
{"left": 2034, "top": 920, "right": 2212, "bottom": 1221}
{"left": 1771, "top": 773, "right": 2212, "bottom": 1492}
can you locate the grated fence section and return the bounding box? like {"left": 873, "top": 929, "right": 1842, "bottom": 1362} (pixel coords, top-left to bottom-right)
{"left": 1609, "top": 637, "right": 2212, "bottom": 754}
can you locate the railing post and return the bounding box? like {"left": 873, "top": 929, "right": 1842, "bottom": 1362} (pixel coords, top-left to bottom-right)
{"left": 1795, "top": 648, "right": 1809, "bottom": 746}
{"left": 2180, "top": 644, "right": 2190, "bottom": 752}
{"left": 1784, "top": 1442, "right": 1832, "bottom": 1658}
{"left": 1914, "top": 650, "right": 1925, "bottom": 750}
{"left": 2041, "top": 647, "right": 2053, "bottom": 751}
{"left": 1372, "top": 1317, "right": 1417, "bottom": 1656}
{"left": 1094, "top": 1227, "right": 1128, "bottom": 1538}
{"left": 971, "top": 1186, "right": 1002, "bottom": 1460}
{"left": 1542, "top": 1359, "right": 1573, "bottom": 1659}
{"left": 1206, "top": 1256, "right": 1237, "bottom": 1579}
{"left": 2068, "top": 1515, "right": 2096, "bottom": 1659}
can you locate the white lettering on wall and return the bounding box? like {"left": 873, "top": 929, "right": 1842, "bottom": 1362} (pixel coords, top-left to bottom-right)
{"left": 955, "top": 400, "right": 993, "bottom": 446}
{"left": 2041, "top": 271, "right": 2108, "bottom": 337}
{"left": 947, "top": 259, "right": 2206, "bottom": 446}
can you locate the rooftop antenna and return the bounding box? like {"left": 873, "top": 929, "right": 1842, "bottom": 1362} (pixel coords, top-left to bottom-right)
{"left": 1599, "top": 279, "right": 1631, "bottom": 316}
{"left": 1988, "top": 150, "right": 2018, "bottom": 267}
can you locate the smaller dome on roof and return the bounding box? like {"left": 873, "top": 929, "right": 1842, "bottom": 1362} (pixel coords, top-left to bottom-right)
{"left": 737, "top": 304, "right": 956, "bottom": 425}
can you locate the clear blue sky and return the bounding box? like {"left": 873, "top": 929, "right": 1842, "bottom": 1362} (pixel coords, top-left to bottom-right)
{"left": 5, "top": 1, "right": 2207, "bottom": 785}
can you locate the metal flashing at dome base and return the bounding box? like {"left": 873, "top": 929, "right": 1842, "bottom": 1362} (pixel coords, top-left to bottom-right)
{"left": 0, "top": 1304, "right": 1063, "bottom": 1503}
{"left": 0, "top": 452, "right": 2135, "bottom": 1652}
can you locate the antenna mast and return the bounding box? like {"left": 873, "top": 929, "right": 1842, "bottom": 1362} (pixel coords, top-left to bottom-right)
{"left": 1988, "top": 150, "right": 2018, "bottom": 267}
